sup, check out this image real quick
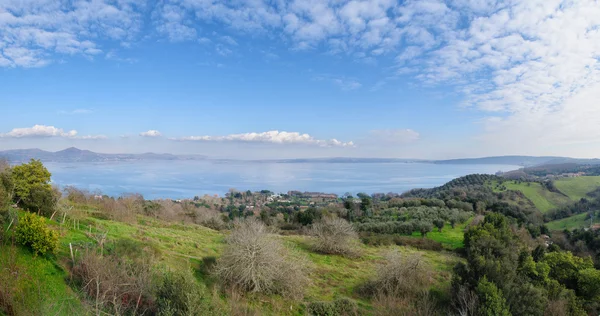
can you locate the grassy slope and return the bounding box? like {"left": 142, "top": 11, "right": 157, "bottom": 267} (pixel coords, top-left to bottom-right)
{"left": 489, "top": 180, "right": 571, "bottom": 213}
{"left": 1, "top": 212, "right": 85, "bottom": 315}
{"left": 5, "top": 209, "right": 462, "bottom": 315}
{"left": 546, "top": 213, "right": 591, "bottom": 231}
{"left": 410, "top": 222, "right": 469, "bottom": 249}
{"left": 555, "top": 176, "right": 600, "bottom": 201}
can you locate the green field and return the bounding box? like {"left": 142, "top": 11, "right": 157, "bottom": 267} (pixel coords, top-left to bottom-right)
{"left": 555, "top": 176, "right": 600, "bottom": 201}
{"left": 410, "top": 221, "right": 470, "bottom": 249}
{"left": 546, "top": 213, "right": 592, "bottom": 231}
{"left": 489, "top": 180, "right": 571, "bottom": 213}
{"left": 3, "top": 209, "right": 462, "bottom": 315}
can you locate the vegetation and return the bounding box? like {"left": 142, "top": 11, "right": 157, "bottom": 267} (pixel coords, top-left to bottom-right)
{"left": 4, "top": 160, "right": 600, "bottom": 314}
{"left": 310, "top": 217, "right": 359, "bottom": 256}
{"left": 555, "top": 176, "right": 600, "bottom": 201}
{"left": 15, "top": 212, "right": 59, "bottom": 256}
{"left": 215, "top": 218, "right": 310, "bottom": 299}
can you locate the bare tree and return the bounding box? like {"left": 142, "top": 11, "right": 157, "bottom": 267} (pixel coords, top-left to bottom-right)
{"left": 453, "top": 285, "right": 478, "bottom": 316}
{"left": 310, "top": 217, "right": 359, "bottom": 257}
{"left": 214, "top": 218, "right": 309, "bottom": 299}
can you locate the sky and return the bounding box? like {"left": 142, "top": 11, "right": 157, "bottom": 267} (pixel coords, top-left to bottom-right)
{"left": 1, "top": 0, "right": 600, "bottom": 159}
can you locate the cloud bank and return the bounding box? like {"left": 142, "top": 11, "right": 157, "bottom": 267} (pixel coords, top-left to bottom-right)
{"left": 173, "top": 130, "right": 354, "bottom": 147}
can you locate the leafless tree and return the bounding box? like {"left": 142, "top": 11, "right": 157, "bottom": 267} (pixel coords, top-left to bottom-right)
{"left": 310, "top": 217, "right": 359, "bottom": 257}
{"left": 453, "top": 285, "right": 478, "bottom": 316}
{"left": 214, "top": 218, "right": 309, "bottom": 299}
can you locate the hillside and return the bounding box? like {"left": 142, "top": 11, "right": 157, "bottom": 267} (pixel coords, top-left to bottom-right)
{"left": 554, "top": 176, "right": 600, "bottom": 201}
{"left": 488, "top": 180, "right": 571, "bottom": 213}
{"left": 1, "top": 207, "right": 460, "bottom": 315}
{"left": 5, "top": 161, "right": 600, "bottom": 315}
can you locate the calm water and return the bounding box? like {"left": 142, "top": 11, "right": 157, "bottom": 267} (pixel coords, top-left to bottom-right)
{"left": 45, "top": 161, "right": 519, "bottom": 199}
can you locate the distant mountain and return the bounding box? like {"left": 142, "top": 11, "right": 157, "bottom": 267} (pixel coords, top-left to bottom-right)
{"left": 435, "top": 156, "right": 600, "bottom": 167}
{"left": 264, "top": 157, "right": 428, "bottom": 163}
{"left": 1, "top": 148, "right": 598, "bottom": 167}
{"left": 435, "top": 156, "right": 566, "bottom": 167}
{"left": 0, "top": 148, "right": 207, "bottom": 163}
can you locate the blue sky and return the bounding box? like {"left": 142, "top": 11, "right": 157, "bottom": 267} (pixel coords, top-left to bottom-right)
{"left": 1, "top": 0, "right": 600, "bottom": 159}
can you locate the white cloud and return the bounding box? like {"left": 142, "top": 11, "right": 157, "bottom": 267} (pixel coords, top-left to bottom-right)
{"left": 172, "top": 130, "right": 354, "bottom": 147}
{"left": 314, "top": 74, "right": 362, "bottom": 91}
{"left": 140, "top": 130, "right": 162, "bottom": 137}
{"left": 369, "top": 129, "right": 420, "bottom": 143}
{"left": 58, "top": 108, "right": 93, "bottom": 115}
{"left": 220, "top": 35, "right": 238, "bottom": 46}
{"left": 0, "top": 125, "right": 106, "bottom": 139}
{"left": 5, "top": 0, "right": 600, "bottom": 156}
{"left": 0, "top": 0, "right": 143, "bottom": 67}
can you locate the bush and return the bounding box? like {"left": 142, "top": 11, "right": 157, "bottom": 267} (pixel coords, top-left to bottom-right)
{"left": 72, "top": 251, "right": 155, "bottom": 315}
{"left": 333, "top": 297, "right": 359, "bottom": 315}
{"left": 359, "top": 251, "right": 430, "bottom": 298}
{"left": 214, "top": 218, "right": 310, "bottom": 299}
{"left": 307, "top": 298, "right": 358, "bottom": 316}
{"left": 307, "top": 301, "right": 336, "bottom": 316}
{"left": 156, "top": 269, "right": 218, "bottom": 316}
{"left": 311, "top": 217, "right": 359, "bottom": 256}
{"left": 15, "top": 212, "right": 59, "bottom": 256}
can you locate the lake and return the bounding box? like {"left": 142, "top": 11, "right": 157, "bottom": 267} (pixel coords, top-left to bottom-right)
{"left": 44, "top": 161, "right": 519, "bottom": 199}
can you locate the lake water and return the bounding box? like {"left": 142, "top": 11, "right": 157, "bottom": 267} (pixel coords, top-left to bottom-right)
{"left": 44, "top": 161, "right": 519, "bottom": 199}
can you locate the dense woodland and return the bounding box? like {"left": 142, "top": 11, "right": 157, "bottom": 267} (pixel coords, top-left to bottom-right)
{"left": 2, "top": 160, "right": 600, "bottom": 315}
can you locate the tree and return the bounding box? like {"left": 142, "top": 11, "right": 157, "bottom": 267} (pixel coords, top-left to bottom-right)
{"left": 0, "top": 159, "right": 12, "bottom": 214}
{"left": 11, "top": 159, "right": 57, "bottom": 215}
{"left": 297, "top": 207, "right": 321, "bottom": 225}
{"left": 475, "top": 277, "right": 511, "bottom": 316}
{"left": 360, "top": 196, "right": 372, "bottom": 213}
{"left": 543, "top": 251, "right": 593, "bottom": 290}
{"left": 416, "top": 221, "right": 433, "bottom": 237}
{"left": 577, "top": 268, "right": 600, "bottom": 300}
{"left": 433, "top": 219, "right": 445, "bottom": 232}
{"left": 12, "top": 159, "right": 51, "bottom": 202}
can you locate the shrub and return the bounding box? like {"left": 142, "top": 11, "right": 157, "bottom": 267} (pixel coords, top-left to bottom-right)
{"left": 360, "top": 251, "right": 430, "bottom": 298}
{"left": 307, "top": 301, "right": 336, "bottom": 316}
{"left": 311, "top": 217, "right": 359, "bottom": 256}
{"left": 156, "top": 269, "right": 217, "bottom": 316}
{"left": 333, "top": 297, "right": 359, "bottom": 315}
{"left": 307, "top": 298, "right": 358, "bottom": 316}
{"left": 15, "top": 212, "right": 59, "bottom": 256}
{"left": 214, "top": 218, "right": 309, "bottom": 299}
{"left": 72, "top": 251, "right": 155, "bottom": 315}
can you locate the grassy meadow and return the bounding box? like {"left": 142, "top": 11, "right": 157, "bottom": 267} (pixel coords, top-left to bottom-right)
{"left": 1, "top": 206, "right": 463, "bottom": 315}
{"left": 546, "top": 213, "right": 591, "bottom": 231}
{"left": 555, "top": 176, "right": 600, "bottom": 201}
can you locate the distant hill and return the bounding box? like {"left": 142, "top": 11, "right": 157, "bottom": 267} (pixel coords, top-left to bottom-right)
{"left": 433, "top": 156, "right": 566, "bottom": 167}
{"left": 1, "top": 148, "right": 598, "bottom": 167}
{"left": 0, "top": 147, "right": 206, "bottom": 163}
{"left": 435, "top": 156, "right": 600, "bottom": 167}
